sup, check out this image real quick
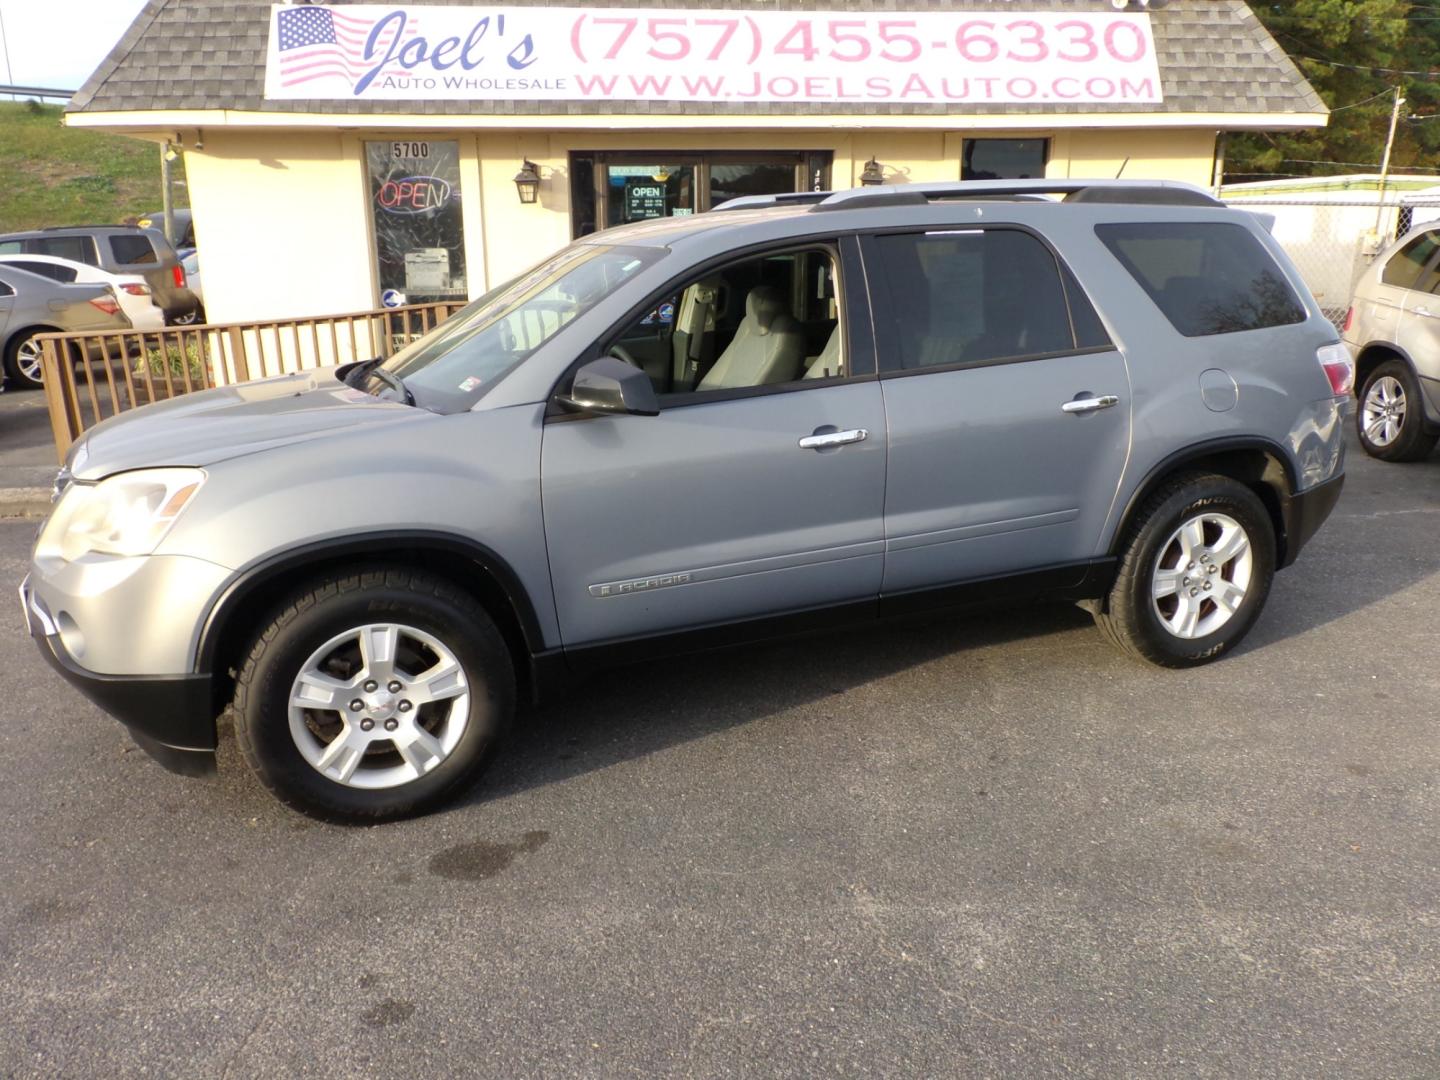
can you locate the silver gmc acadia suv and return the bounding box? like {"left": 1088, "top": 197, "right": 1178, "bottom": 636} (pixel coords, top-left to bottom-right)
{"left": 20, "top": 180, "right": 1353, "bottom": 822}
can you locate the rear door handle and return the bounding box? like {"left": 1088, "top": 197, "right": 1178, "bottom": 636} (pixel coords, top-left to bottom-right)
{"left": 798, "top": 428, "right": 868, "bottom": 449}
{"left": 1061, "top": 395, "right": 1120, "bottom": 415}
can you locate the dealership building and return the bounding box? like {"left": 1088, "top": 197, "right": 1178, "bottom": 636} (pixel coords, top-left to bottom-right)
{"left": 67, "top": 0, "right": 1325, "bottom": 324}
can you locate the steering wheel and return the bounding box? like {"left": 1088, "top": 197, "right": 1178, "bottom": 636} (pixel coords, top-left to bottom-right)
{"left": 608, "top": 344, "right": 641, "bottom": 368}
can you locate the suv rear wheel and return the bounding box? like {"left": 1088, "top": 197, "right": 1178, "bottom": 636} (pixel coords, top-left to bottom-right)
{"left": 232, "top": 567, "right": 514, "bottom": 822}
{"left": 1357, "top": 359, "right": 1438, "bottom": 462}
{"left": 1094, "top": 473, "right": 1276, "bottom": 667}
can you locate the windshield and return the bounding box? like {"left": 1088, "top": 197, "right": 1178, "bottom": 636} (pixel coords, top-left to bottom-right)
{"left": 364, "top": 243, "right": 661, "bottom": 409}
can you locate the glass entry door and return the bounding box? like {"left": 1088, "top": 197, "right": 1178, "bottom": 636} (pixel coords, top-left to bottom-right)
{"left": 571, "top": 151, "right": 830, "bottom": 237}
{"left": 603, "top": 163, "right": 698, "bottom": 229}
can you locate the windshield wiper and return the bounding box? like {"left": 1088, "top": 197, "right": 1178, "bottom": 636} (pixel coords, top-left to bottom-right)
{"left": 371, "top": 366, "right": 415, "bottom": 406}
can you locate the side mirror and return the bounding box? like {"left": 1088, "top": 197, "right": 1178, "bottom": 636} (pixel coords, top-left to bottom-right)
{"left": 557, "top": 355, "right": 659, "bottom": 417}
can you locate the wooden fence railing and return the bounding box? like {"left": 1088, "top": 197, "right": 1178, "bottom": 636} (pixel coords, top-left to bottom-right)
{"left": 37, "top": 301, "right": 464, "bottom": 461}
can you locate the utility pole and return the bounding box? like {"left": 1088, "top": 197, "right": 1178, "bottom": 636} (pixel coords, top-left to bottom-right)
{"left": 160, "top": 141, "right": 176, "bottom": 244}
{"left": 1375, "top": 86, "right": 1406, "bottom": 236}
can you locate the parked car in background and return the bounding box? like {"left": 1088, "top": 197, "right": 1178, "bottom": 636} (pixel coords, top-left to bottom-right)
{"left": 1342, "top": 224, "right": 1440, "bottom": 461}
{"left": 0, "top": 253, "right": 165, "bottom": 331}
{"left": 0, "top": 225, "right": 200, "bottom": 327}
{"left": 179, "top": 249, "right": 205, "bottom": 324}
{"left": 137, "top": 209, "right": 195, "bottom": 250}
{"left": 0, "top": 265, "right": 132, "bottom": 388}
{"left": 21, "top": 179, "right": 1351, "bottom": 822}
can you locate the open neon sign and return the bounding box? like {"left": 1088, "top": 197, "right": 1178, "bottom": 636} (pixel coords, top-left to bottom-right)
{"left": 376, "top": 175, "right": 453, "bottom": 214}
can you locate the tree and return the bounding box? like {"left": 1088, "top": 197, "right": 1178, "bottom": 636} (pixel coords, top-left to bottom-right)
{"left": 1227, "top": 0, "right": 1440, "bottom": 182}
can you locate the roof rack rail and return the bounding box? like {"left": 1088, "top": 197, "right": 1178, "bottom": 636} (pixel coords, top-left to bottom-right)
{"left": 711, "top": 191, "right": 832, "bottom": 212}
{"left": 808, "top": 179, "right": 1224, "bottom": 212}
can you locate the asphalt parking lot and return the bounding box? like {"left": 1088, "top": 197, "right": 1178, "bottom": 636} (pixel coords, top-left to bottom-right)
{"left": 0, "top": 436, "right": 1436, "bottom": 1078}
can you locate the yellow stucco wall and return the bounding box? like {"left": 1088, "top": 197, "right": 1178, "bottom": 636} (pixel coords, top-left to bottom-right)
{"left": 183, "top": 131, "right": 375, "bottom": 324}
{"left": 185, "top": 126, "right": 1217, "bottom": 323}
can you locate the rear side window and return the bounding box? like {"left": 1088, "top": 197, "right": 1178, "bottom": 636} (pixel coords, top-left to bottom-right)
{"left": 0, "top": 278, "right": 13, "bottom": 298}
{"left": 0, "top": 242, "right": 19, "bottom": 255}
{"left": 30, "top": 235, "right": 98, "bottom": 265}
{"left": 11, "top": 260, "right": 76, "bottom": 283}
{"left": 871, "top": 228, "right": 1104, "bottom": 371}
{"left": 1381, "top": 231, "right": 1440, "bottom": 290}
{"left": 1097, "top": 221, "right": 1306, "bottom": 337}
{"left": 109, "top": 234, "right": 158, "bottom": 266}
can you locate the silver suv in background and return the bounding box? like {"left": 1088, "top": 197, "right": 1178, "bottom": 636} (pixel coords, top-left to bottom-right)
{"left": 21, "top": 180, "right": 1351, "bottom": 822}
{"left": 1343, "top": 224, "right": 1440, "bottom": 461}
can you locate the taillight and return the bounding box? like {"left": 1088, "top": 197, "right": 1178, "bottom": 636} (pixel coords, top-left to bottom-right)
{"left": 120, "top": 283, "right": 150, "bottom": 296}
{"left": 1341, "top": 307, "right": 1355, "bottom": 333}
{"left": 172, "top": 264, "right": 186, "bottom": 288}
{"left": 1317, "top": 342, "right": 1355, "bottom": 396}
{"left": 88, "top": 296, "right": 121, "bottom": 316}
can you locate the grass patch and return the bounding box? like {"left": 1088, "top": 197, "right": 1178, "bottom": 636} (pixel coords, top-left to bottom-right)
{"left": 0, "top": 100, "right": 187, "bottom": 231}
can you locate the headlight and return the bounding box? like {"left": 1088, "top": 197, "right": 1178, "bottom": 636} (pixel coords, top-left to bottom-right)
{"left": 36, "top": 468, "right": 205, "bottom": 563}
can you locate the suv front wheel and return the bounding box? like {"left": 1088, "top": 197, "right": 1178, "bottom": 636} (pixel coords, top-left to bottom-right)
{"left": 1357, "top": 359, "right": 1438, "bottom": 462}
{"left": 1094, "top": 473, "right": 1276, "bottom": 667}
{"left": 232, "top": 567, "right": 514, "bottom": 822}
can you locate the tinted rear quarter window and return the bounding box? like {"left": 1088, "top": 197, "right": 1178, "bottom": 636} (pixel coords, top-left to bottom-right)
{"left": 11, "top": 260, "right": 76, "bottom": 283}
{"left": 1097, "top": 221, "right": 1306, "bottom": 337}
{"left": 0, "top": 277, "right": 13, "bottom": 298}
{"left": 109, "top": 234, "right": 158, "bottom": 266}
{"left": 30, "top": 236, "right": 98, "bottom": 265}
{"left": 1381, "top": 231, "right": 1440, "bottom": 289}
{"left": 871, "top": 228, "right": 1105, "bottom": 371}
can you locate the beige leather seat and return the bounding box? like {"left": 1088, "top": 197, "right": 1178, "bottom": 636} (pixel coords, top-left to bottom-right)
{"left": 698, "top": 286, "right": 805, "bottom": 390}
{"left": 804, "top": 325, "right": 842, "bottom": 379}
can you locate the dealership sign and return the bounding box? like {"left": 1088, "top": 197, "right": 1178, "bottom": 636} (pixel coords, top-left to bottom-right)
{"left": 264, "top": 4, "right": 1163, "bottom": 105}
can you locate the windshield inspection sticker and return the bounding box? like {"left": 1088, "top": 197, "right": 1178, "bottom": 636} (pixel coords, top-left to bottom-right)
{"left": 458, "top": 376, "right": 483, "bottom": 392}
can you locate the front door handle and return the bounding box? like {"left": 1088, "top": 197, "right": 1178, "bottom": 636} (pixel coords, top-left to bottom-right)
{"left": 1061, "top": 395, "right": 1120, "bottom": 415}
{"left": 798, "top": 427, "right": 868, "bottom": 450}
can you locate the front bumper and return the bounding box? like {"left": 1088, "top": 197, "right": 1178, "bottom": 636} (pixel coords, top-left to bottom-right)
{"left": 21, "top": 577, "right": 217, "bottom": 777}
{"left": 1278, "top": 472, "right": 1345, "bottom": 569}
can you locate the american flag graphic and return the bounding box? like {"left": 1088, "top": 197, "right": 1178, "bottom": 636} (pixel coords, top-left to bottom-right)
{"left": 275, "top": 5, "right": 419, "bottom": 89}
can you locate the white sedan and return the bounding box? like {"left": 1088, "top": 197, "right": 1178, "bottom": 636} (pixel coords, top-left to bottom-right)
{"left": 0, "top": 253, "right": 165, "bottom": 330}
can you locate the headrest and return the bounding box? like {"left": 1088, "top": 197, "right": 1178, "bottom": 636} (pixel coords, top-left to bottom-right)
{"left": 746, "top": 286, "right": 786, "bottom": 334}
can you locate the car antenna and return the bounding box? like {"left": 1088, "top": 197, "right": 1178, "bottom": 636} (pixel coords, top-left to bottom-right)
{"left": 1114, "top": 157, "right": 1131, "bottom": 179}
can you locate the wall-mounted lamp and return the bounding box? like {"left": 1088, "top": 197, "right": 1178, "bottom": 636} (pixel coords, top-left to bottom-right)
{"left": 859, "top": 158, "right": 886, "bottom": 186}
{"left": 164, "top": 141, "right": 180, "bottom": 163}
{"left": 513, "top": 159, "right": 542, "bottom": 204}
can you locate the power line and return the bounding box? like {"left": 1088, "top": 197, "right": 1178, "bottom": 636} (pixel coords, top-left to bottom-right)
{"left": 0, "top": 3, "right": 14, "bottom": 90}
{"left": 1296, "top": 55, "right": 1440, "bottom": 79}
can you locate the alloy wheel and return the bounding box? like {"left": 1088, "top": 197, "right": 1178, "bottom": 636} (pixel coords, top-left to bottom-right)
{"left": 1362, "top": 375, "right": 1406, "bottom": 448}
{"left": 287, "top": 622, "right": 470, "bottom": 789}
{"left": 1151, "top": 512, "right": 1253, "bottom": 640}
{"left": 16, "top": 337, "right": 43, "bottom": 384}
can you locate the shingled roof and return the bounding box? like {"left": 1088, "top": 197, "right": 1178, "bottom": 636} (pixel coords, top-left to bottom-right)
{"left": 69, "top": 0, "right": 1326, "bottom": 120}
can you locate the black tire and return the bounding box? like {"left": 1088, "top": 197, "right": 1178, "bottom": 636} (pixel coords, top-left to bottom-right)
{"left": 1356, "top": 359, "right": 1438, "bottom": 462}
{"left": 1094, "top": 473, "right": 1276, "bottom": 668}
{"left": 232, "top": 567, "right": 515, "bottom": 822}
{"left": 3, "top": 327, "right": 50, "bottom": 390}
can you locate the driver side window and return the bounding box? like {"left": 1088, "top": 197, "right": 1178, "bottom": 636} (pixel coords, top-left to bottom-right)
{"left": 608, "top": 246, "right": 847, "bottom": 399}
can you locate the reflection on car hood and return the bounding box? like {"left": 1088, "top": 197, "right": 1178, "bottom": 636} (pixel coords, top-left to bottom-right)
{"left": 69, "top": 368, "right": 430, "bottom": 480}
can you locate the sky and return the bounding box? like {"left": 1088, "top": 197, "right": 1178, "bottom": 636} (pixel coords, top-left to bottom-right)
{"left": 0, "top": 0, "right": 148, "bottom": 93}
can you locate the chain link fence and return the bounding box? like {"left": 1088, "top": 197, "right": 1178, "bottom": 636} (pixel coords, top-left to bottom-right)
{"left": 1223, "top": 196, "right": 1440, "bottom": 328}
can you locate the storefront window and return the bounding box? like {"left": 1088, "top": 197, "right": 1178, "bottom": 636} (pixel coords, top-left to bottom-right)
{"left": 962, "top": 139, "right": 1050, "bottom": 181}
{"left": 569, "top": 152, "right": 829, "bottom": 238}
{"left": 366, "top": 140, "right": 467, "bottom": 306}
